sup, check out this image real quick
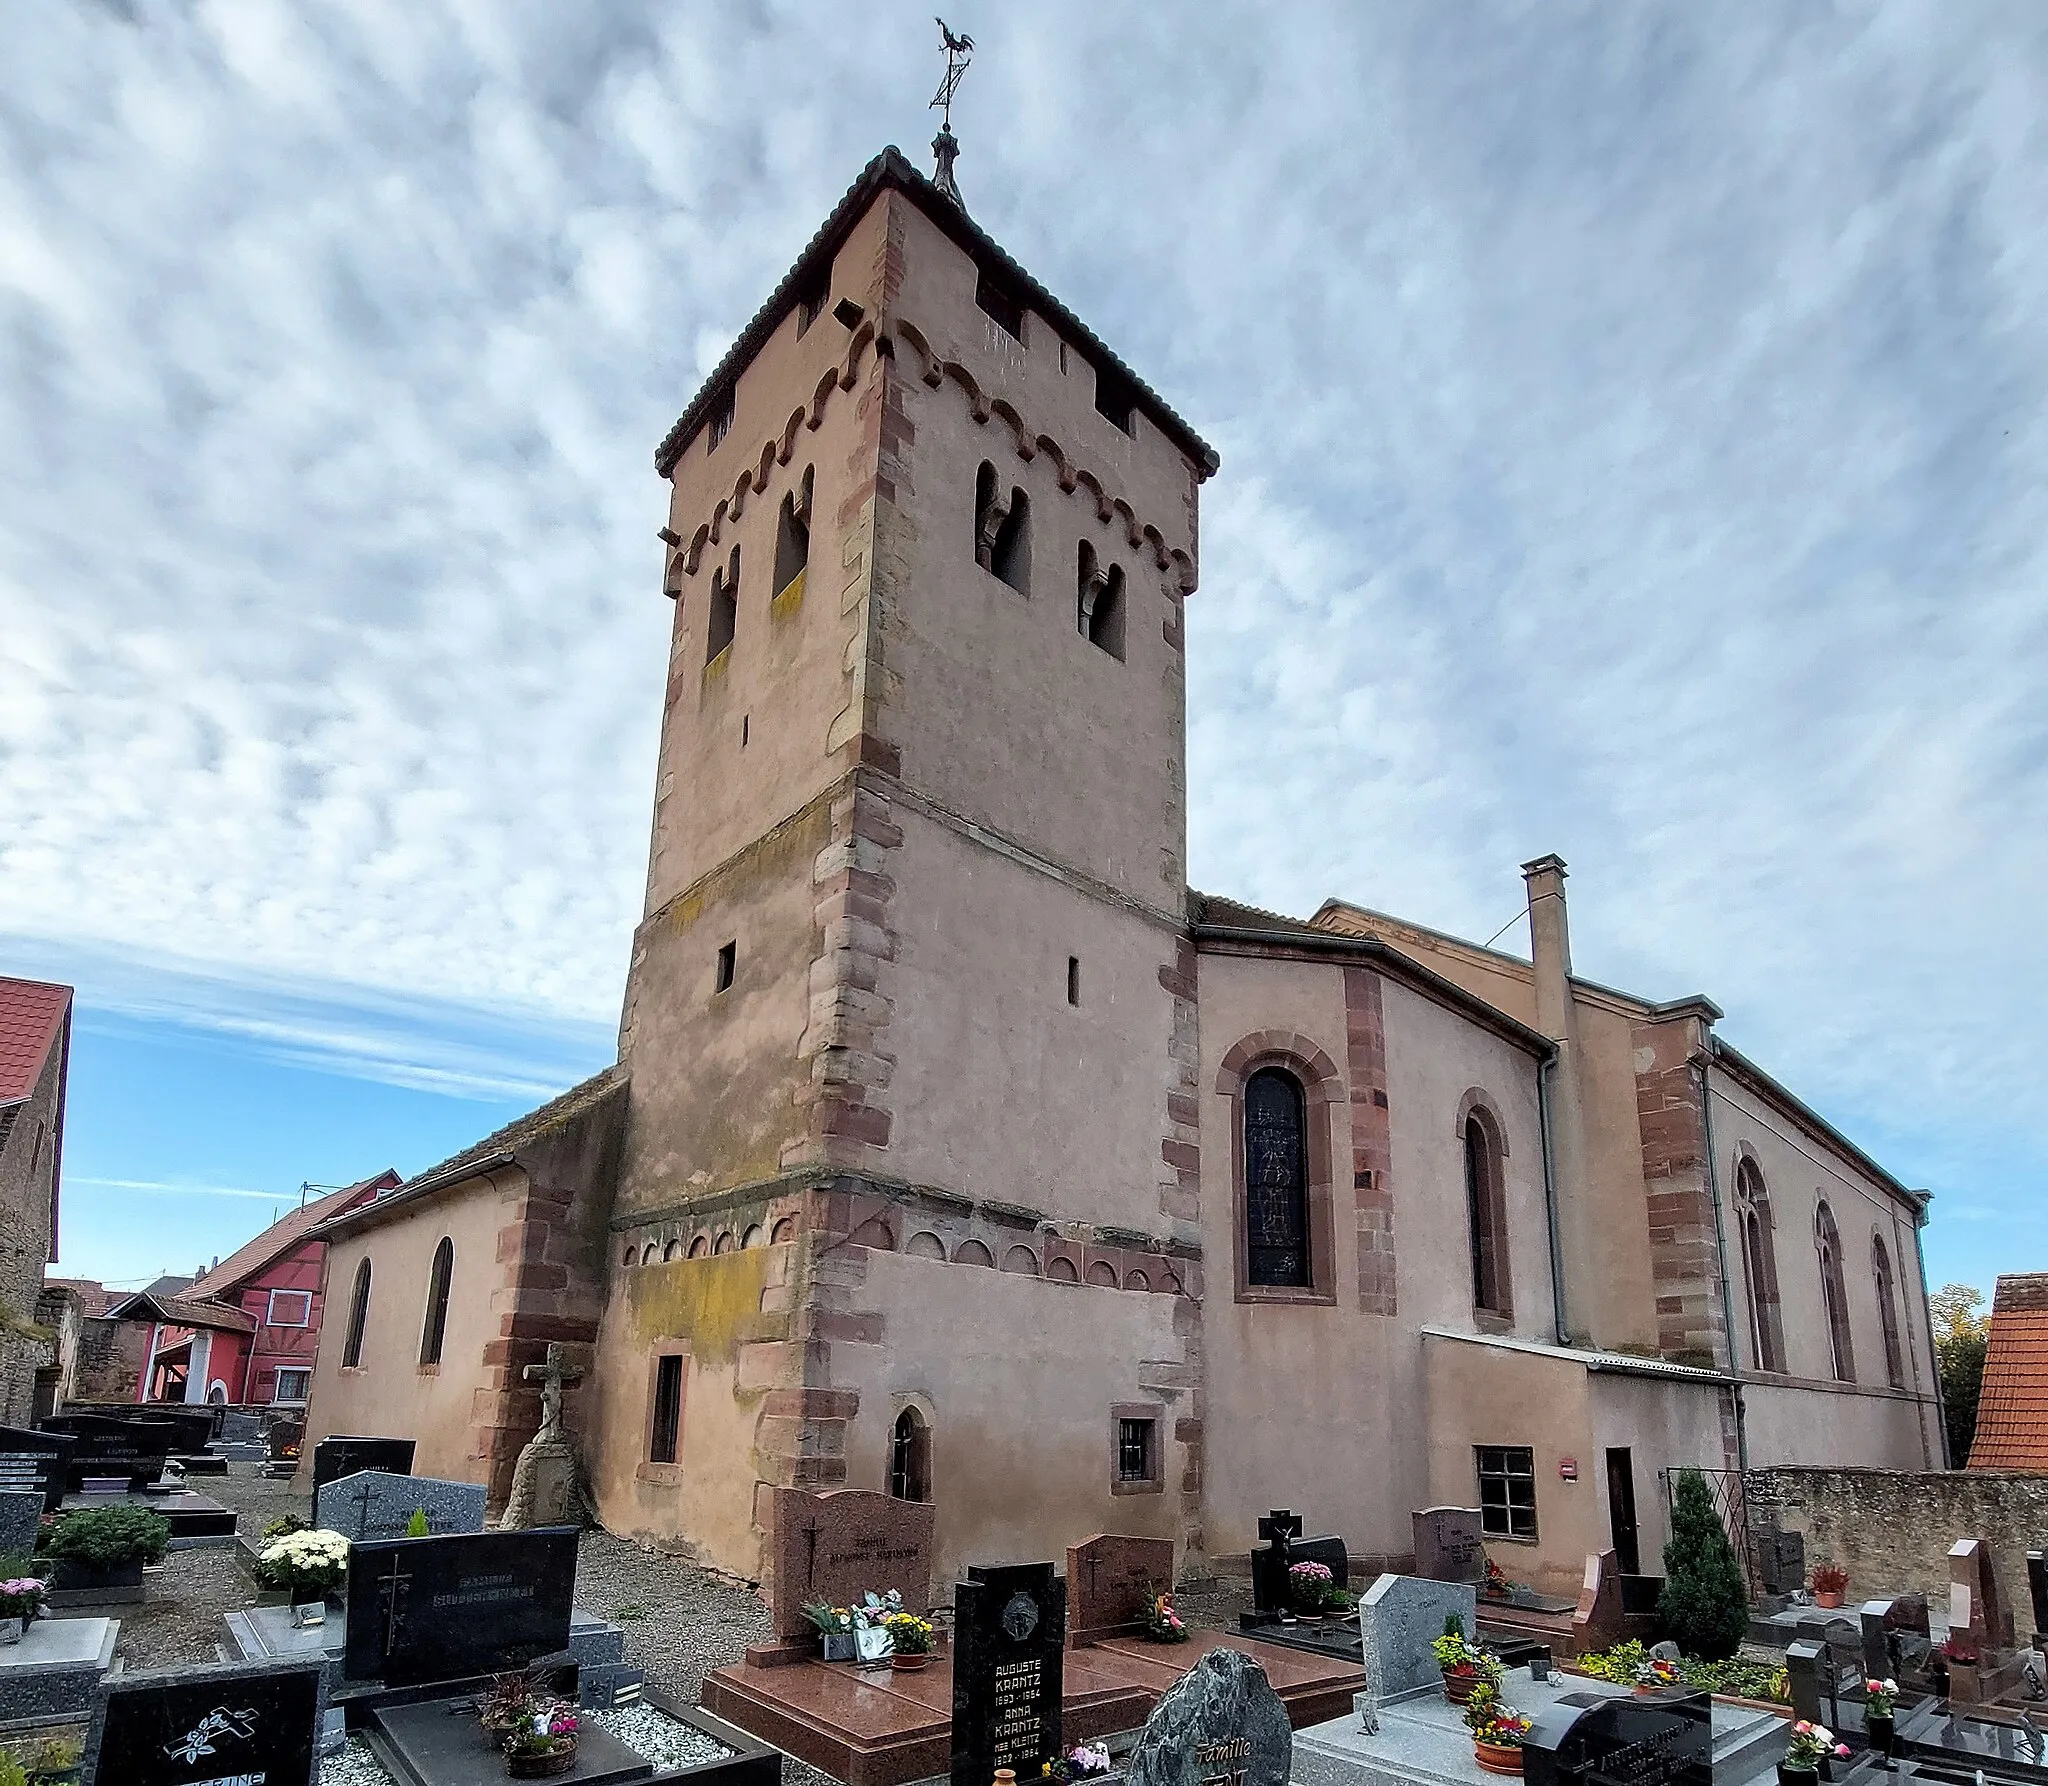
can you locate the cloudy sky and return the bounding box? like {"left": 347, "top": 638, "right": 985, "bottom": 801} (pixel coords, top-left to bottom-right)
{"left": 2, "top": 1, "right": 2042, "bottom": 1292}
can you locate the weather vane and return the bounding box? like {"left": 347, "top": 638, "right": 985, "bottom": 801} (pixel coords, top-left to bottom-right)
{"left": 930, "top": 17, "right": 972, "bottom": 207}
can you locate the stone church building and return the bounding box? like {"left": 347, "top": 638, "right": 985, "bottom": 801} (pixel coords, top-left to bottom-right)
{"left": 302, "top": 147, "right": 1943, "bottom": 1598}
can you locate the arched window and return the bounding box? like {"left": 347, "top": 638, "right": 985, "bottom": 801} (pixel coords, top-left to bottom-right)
{"left": 1873, "top": 1233, "right": 1904, "bottom": 1388}
{"left": 707, "top": 545, "right": 738, "bottom": 663}
{"left": 340, "top": 1259, "right": 372, "bottom": 1369}
{"left": 418, "top": 1238, "right": 453, "bottom": 1366}
{"left": 1077, "top": 543, "right": 1125, "bottom": 660}
{"left": 1244, "top": 1067, "right": 1310, "bottom": 1287}
{"left": 1734, "top": 1159, "right": 1786, "bottom": 1373}
{"left": 1463, "top": 1111, "right": 1511, "bottom": 1316}
{"left": 774, "top": 467, "right": 813, "bottom": 597}
{"left": 1816, "top": 1201, "right": 1855, "bottom": 1382}
{"left": 889, "top": 1406, "right": 931, "bottom": 1503}
{"left": 973, "top": 462, "right": 1029, "bottom": 591}
{"left": 663, "top": 1239, "right": 683, "bottom": 1261}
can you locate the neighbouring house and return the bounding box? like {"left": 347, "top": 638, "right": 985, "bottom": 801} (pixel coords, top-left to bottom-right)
{"left": 0, "top": 976, "right": 72, "bottom": 1427}
{"left": 1966, "top": 1272, "right": 2048, "bottom": 1469}
{"left": 105, "top": 1174, "right": 397, "bottom": 1407}
{"left": 297, "top": 144, "right": 1947, "bottom": 1598}
{"left": 34, "top": 1277, "right": 110, "bottom": 1418}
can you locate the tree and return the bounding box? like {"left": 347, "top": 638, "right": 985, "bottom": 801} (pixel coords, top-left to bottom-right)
{"left": 1930, "top": 1283, "right": 1990, "bottom": 1466}
{"left": 1657, "top": 1468, "right": 1748, "bottom": 1660}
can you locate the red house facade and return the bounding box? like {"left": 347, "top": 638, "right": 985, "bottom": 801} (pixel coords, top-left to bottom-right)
{"left": 126, "top": 1172, "right": 397, "bottom": 1406}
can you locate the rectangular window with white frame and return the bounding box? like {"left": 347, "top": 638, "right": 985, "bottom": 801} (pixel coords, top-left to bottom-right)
{"left": 265, "top": 1289, "right": 312, "bottom": 1328}
{"left": 272, "top": 1368, "right": 311, "bottom": 1404}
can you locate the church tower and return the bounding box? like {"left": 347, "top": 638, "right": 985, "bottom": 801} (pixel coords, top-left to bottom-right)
{"left": 585, "top": 147, "right": 1218, "bottom": 1582}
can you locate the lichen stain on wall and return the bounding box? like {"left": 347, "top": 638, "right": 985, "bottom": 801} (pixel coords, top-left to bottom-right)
{"left": 621, "top": 1249, "right": 782, "bottom": 1371}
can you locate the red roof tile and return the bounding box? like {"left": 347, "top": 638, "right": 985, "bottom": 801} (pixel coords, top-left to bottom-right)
{"left": 42, "top": 1276, "right": 112, "bottom": 1318}
{"left": 1968, "top": 1272, "right": 2048, "bottom": 1469}
{"left": 0, "top": 977, "right": 70, "bottom": 1107}
{"left": 184, "top": 1171, "right": 398, "bottom": 1301}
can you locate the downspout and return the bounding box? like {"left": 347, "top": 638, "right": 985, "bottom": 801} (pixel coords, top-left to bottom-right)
{"left": 1537, "top": 1052, "right": 1568, "bottom": 1346}
{"left": 1911, "top": 1193, "right": 1949, "bottom": 1468}
{"left": 1693, "top": 1049, "right": 1748, "bottom": 1475}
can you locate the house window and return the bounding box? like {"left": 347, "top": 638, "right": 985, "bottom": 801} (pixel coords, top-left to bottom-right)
{"left": 1873, "top": 1235, "right": 1905, "bottom": 1389}
{"left": 708, "top": 390, "right": 734, "bottom": 451}
{"left": 1476, "top": 1445, "right": 1537, "bottom": 1539}
{"left": 649, "top": 1353, "right": 685, "bottom": 1464}
{"left": 1077, "top": 542, "right": 1125, "bottom": 660}
{"left": 973, "top": 463, "right": 1029, "bottom": 592}
{"left": 1463, "top": 1109, "right": 1511, "bottom": 1317}
{"left": 890, "top": 1406, "right": 931, "bottom": 1502}
{"left": 974, "top": 269, "right": 1025, "bottom": 340}
{"left": 1244, "top": 1067, "right": 1310, "bottom": 1288}
{"left": 1117, "top": 1418, "right": 1153, "bottom": 1483}
{"left": 264, "top": 1289, "right": 312, "bottom": 1328}
{"left": 340, "top": 1259, "right": 372, "bottom": 1368}
{"left": 714, "top": 941, "right": 736, "bottom": 994}
{"left": 707, "top": 546, "right": 738, "bottom": 663}
{"left": 419, "top": 1236, "right": 454, "bottom": 1367}
{"left": 1734, "top": 1158, "right": 1785, "bottom": 1372}
{"left": 272, "top": 1368, "right": 310, "bottom": 1404}
{"left": 774, "top": 466, "right": 813, "bottom": 597}
{"left": 1816, "top": 1201, "right": 1855, "bottom": 1382}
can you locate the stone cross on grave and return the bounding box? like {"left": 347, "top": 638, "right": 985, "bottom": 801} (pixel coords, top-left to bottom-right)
{"left": 1258, "top": 1510, "right": 1302, "bottom": 1560}
{"left": 524, "top": 1343, "right": 585, "bottom": 1444}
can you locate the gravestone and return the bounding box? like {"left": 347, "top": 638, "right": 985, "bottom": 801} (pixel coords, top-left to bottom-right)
{"left": 951, "top": 1561, "right": 1065, "bottom": 1786}
{"left": 1245, "top": 1509, "right": 1347, "bottom": 1621}
{"left": 314, "top": 1468, "right": 487, "bottom": 1543}
{"left": 82, "top": 1656, "right": 324, "bottom": 1786}
{"left": 1571, "top": 1550, "right": 1625, "bottom": 1654}
{"left": 1785, "top": 1638, "right": 1827, "bottom": 1725}
{"left": 500, "top": 1341, "right": 595, "bottom": 1530}
{"left": 135, "top": 1409, "right": 216, "bottom": 1455}
{"left": 343, "top": 1525, "right": 578, "bottom": 1686}
{"left": 309, "top": 1434, "right": 415, "bottom": 1498}
{"left": 41, "top": 1417, "right": 167, "bottom": 1492}
{"left": 1758, "top": 1528, "right": 1806, "bottom": 1597}
{"left": 1949, "top": 1537, "right": 2016, "bottom": 1651}
{"left": 0, "top": 1425, "right": 74, "bottom": 1512}
{"left": 1522, "top": 1687, "right": 1711, "bottom": 1786}
{"left": 263, "top": 1418, "right": 303, "bottom": 1480}
{"left": 2028, "top": 1551, "right": 2046, "bottom": 1646}
{"left": 1412, "top": 1507, "right": 1486, "bottom": 1585}
{"left": 1125, "top": 1647, "right": 1291, "bottom": 1786}
{"left": 1067, "top": 1533, "right": 1176, "bottom": 1646}
{"left": 0, "top": 1488, "right": 42, "bottom": 1559}
{"left": 1357, "top": 1573, "right": 1477, "bottom": 1700}
{"left": 766, "top": 1485, "right": 936, "bottom": 1641}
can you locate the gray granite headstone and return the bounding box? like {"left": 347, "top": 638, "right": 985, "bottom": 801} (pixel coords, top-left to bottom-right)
{"left": 1125, "top": 1646, "right": 1291, "bottom": 1786}
{"left": 1359, "top": 1572, "right": 1478, "bottom": 1700}
{"left": 1785, "top": 1638, "right": 1826, "bottom": 1725}
{"left": 1412, "top": 1507, "right": 1486, "bottom": 1584}
{"left": 0, "top": 1488, "right": 42, "bottom": 1559}
{"left": 314, "top": 1470, "right": 486, "bottom": 1543}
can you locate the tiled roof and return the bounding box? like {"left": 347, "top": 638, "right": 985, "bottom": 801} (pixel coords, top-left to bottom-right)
{"left": 42, "top": 1276, "right": 111, "bottom": 1318}
{"left": 0, "top": 976, "right": 70, "bottom": 1106}
{"left": 101, "top": 1290, "right": 258, "bottom": 1335}
{"left": 184, "top": 1171, "right": 397, "bottom": 1302}
{"left": 1968, "top": 1273, "right": 2048, "bottom": 1469}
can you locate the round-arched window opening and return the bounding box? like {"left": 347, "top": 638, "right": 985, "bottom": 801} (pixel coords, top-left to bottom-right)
{"left": 889, "top": 1406, "right": 932, "bottom": 1503}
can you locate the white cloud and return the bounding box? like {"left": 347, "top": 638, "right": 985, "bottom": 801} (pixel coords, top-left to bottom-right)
{"left": 2, "top": 1, "right": 2044, "bottom": 1273}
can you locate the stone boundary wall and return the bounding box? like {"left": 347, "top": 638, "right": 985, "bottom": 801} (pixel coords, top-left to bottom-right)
{"left": 1748, "top": 1466, "right": 2048, "bottom": 1621}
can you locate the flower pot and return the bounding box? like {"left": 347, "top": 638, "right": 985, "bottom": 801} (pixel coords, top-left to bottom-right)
{"left": 1815, "top": 1592, "right": 1844, "bottom": 1610}
{"left": 507, "top": 1736, "right": 578, "bottom": 1779}
{"left": 1867, "top": 1714, "right": 1894, "bottom": 1758}
{"left": 1443, "top": 1670, "right": 1481, "bottom": 1705}
{"left": 0, "top": 1617, "right": 22, "bottom": 1645}
{"left": 1777, "top": 1768, "right": 1818, "bottom": 1786}
{"left": 891, "top": 1653, "right": 931, "bottom": 1672}
{"left": 1473, "top": 1741, "right": 1525, "bottom": 1777}
{"left": 821, "top": 1632, "right": 857, "bottom": 1662}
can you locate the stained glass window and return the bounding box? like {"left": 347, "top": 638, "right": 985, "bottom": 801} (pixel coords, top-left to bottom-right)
{"left": 1245, "top": 1067, "right": 1309, "bottom": 1287}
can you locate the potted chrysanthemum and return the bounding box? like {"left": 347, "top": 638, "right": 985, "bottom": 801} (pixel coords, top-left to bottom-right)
{"left": 1433, "top": 1618, "right": 1502, "bottom": 1705}
{"left": 0, "top": 1574, "right": 49, "bottom": 1644}
{"left": 1463, "top": 1681, "right": 1534, "bottom": 1776}
{"left": 884, "top": 1610, "right": 935, "bottom": 1671}
{"left": 253, "top": 1527, "right": 350, "bottom": 1625}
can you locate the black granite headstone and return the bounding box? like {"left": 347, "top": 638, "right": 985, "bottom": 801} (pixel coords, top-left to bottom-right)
{"left": 1522, "top": 1689, "right": 1711, "bottom": 1786}
{"left": 84, "top": 1657, "right": 323, "bottom": 1786}
{"left": 1759, "top": 1528, "right": 1807, "bottom": 1596}
{"left": 0, "top": 1424, "right": 74, "bottom": 1513}
{"left": 951, "top": 1562, "right": 1066, "bottom": 1786}
{"left": 311, "top": 1434, "right": 417, "bottom": 1497}
{"left": 137, "top": 1409, "right": 218, "bottom": 1455}
{"left": 40, "top": 1416, "right": 169, "bottom": 1491}
{"left": 343, "top": 1526, "right": 578, "bottom": 1687}
{"left": 1247, "top": 1509, "right": 1302, "bottom": 1617}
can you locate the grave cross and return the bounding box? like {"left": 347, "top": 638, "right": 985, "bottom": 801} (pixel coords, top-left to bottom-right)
{"left": 522, "top": 1342, "right": 585, "bottom": 1444}
{"left": 349, "top": 1474, "right": 379, "bottom": 1534}
{"left": 1258, "top": 1510, "right": 1302, "bottom": 1551}
{"left": 801, "top": 1513, "right": 825, "bottom": 1591}
{"left": 377, "top": 1550, "right": 415, "bottom": 1656}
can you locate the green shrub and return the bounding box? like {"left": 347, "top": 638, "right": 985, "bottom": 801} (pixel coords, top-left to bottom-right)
{"left": 44, "top": 1506, "right": 171, "bottom": 1570}
{"left": 260, "top": 1513, "right": 308, "bottom": 1544}
{"left": 1655, "top": 1470, "right": 1749, "bottom": 1661}
{"left": 406, "top": 1508, "right": 430, "bottom": 1538}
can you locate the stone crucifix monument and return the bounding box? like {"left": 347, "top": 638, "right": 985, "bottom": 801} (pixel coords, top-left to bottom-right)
{"left": 499, "top": 1342, "right": 594, "bottom": 1530}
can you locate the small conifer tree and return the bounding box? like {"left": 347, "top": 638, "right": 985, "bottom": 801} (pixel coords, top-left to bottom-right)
{"left": 406, "top": 1507, "right": 430, "bottom": 1538}
{"left": 1656, "top": 1468, "right": 1748, "bottom": 1659}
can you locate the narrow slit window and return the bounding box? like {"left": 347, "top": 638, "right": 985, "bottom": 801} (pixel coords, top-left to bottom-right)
{"left": 707, "top": 391, "right": 734, "bottom": 452}
{"left": 1093, "top": 362, "right": 1137, "bottom": 435}
{"left": 649, "top": 1354, "right": 684, "bottom": 1464}
{"left": 714, "top": 941, "right": 736, "bottom": 994}
{"left": 419, "top": 1237, "right": 453, "bottom": 1366}
{"left": 707, "top": 546, "right": 738, "bottom": 663}
{"left": 795, "top": 270, "right": 830, "bottom": 337}
{"left": 774, "top": 466, "right": 813, "bottom": 596}
{"left": 1078, "top": 545, "right": 1125, "bottom": 660}
{"left": 340, "top": 1259, "right": 372, "bottom": 1369}
{"left": 1067, "top": 956, "right": 1080, "bottom": 1006}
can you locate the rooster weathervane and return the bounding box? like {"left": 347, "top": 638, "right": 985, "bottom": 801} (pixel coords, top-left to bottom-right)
{"left": 929, "top": 18, "right": 972, "bottom": 206}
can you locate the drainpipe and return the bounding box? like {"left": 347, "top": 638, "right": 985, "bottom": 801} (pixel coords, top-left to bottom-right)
{"left": 1910, "top": 1193, "right": 1949, "bottom": 1468}
{"left": 1537, "top": 1053, "right": 1568, "bottom": 1346}
{"left": 1523, "top": 855, "right": 1593, "bottom": 1345}
{"left": 1693, "top": 1047, "right": 1748, "bottom": 1475}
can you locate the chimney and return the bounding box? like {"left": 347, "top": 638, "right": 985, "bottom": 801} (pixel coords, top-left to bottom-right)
{"left": 1522, "top": 854, "right": 1593, "bottom": 1345}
